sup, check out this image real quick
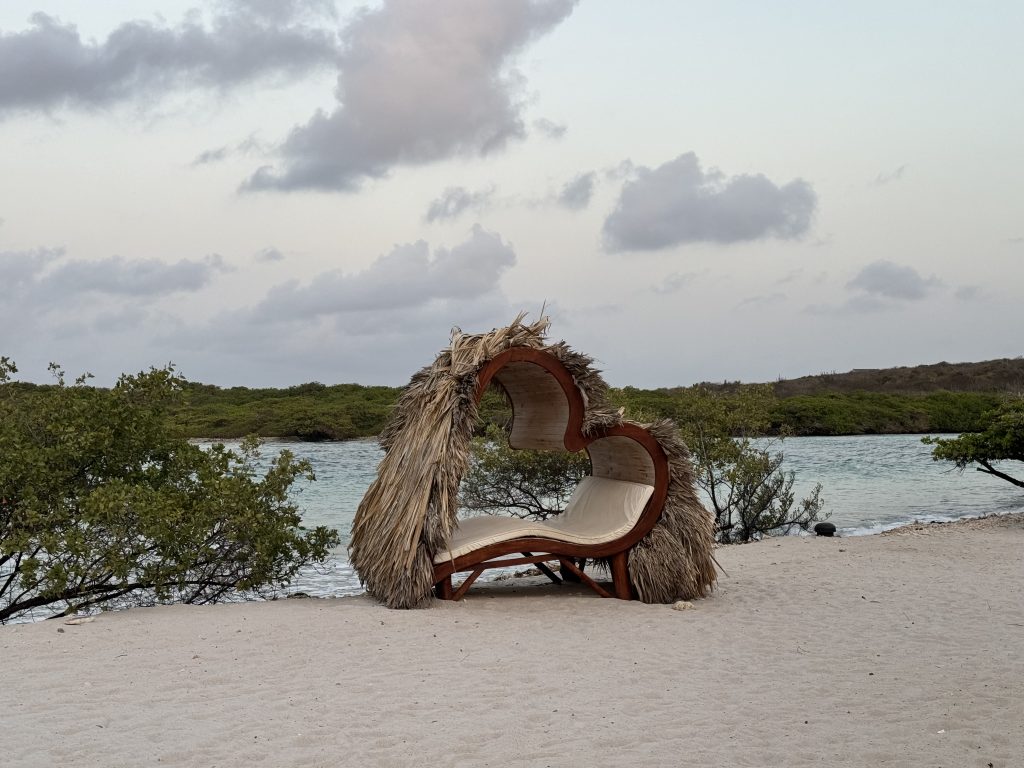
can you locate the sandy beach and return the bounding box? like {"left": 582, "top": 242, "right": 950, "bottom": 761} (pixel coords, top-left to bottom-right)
{"left": 2, "top": 514, "right": 1022, "bottom": 768}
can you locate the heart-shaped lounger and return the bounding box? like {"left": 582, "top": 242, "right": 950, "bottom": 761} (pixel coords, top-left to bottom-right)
{"left": 349, "top": 316, "right": 717, "bottom": 609}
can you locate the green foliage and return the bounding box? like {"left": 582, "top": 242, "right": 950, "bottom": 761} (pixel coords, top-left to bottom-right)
{"left": 666, "top": 386, "right": 827, "bottom": 542}
{"left": 460, "top": 425, "right": 591, "bottom": 519}
{"left": 611, "top": 383, "right": 1001, "bottom": 438}
{"left": 477, "top": 387, "right": 514, "bottom": 434}
{"left": 924, "top": 398, "right": 1024, "bottom": 489}
{"left": 165, "top": 381, "right": 401, "bottom": 440}
{"left": 0, "top": 361, "right": 339, "bottom": 623}
{"left": 769, "top": 391, "right": 1000, "bottom": 436}
{"left": 772, "top": 357, "right": 1024, "bottom": 397}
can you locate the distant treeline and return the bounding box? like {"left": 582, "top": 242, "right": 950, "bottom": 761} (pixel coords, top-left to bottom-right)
{"left": 170, "top": 381, "right": 398, "bottom": 441}
{"left": 4, "top": 357, "right": 1021, "bottom": 440}
{"left": 766, "top": 357, "right": 1024, "bottom": 398}
{"left": 612, "top": 387, "right": 1003, "bottom": 437}
{"left": 170, "top": 356, "right": 1024, "bottom": 438}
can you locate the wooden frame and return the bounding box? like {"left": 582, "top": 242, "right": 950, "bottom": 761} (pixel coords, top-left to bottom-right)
{"left": 432, "top": 347, "right": 669, "bottom": 601}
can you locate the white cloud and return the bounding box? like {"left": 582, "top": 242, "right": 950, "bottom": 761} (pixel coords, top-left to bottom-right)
{"left": 0, "top": 3, "right": 338, "bottom": 118}
{"left": 0, "top": 232, "right": 521, "bottom": 386}
{"left": 425, "top": 186, "right": 496, "bottom": 222}
{"left": 42, "top": 254, "right": 229, "bottom": 296}
{"left": 253, "top": 225, "right": 516, "bottom": 320}
{"left": 244, "top": 0, "right": 578, "bottom": 191}
{"left": 0, "top": 246, "right": 64, "bottom": 287}
{"left": 556, "top": 172, "right": 595, "bottom": 210}
{"left": 532, "top": 117, "right": 566, "bottom": 139}
{"left": 847, "top": 260, "right": 940, "bottom": 301}
{"left": 253, "top": 247, "right": 286, "bottom": 263}
{"left": 603, "top": 152, "right": 817, "bottom": 251}
{"left": 872, "top": 164, "right": 907, "bottom": 186}
{"left": 652, "top": 272, "right": 698, "bottom": 295}
{"left": 737, "top": 292, "right": 787, "bottom": 309}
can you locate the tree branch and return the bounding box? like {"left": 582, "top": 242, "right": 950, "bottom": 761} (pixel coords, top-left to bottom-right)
{"left": 976, "top": 460, "right": 1024, "bottom": 489}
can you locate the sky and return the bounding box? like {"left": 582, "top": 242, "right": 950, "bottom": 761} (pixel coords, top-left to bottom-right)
{"left": 1, "top": 0, "right": 1022, "bottom": 388}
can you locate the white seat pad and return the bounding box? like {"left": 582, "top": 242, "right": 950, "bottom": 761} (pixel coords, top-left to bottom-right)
{"left": 434, "top": 476, "right": 654, "bottom": 564}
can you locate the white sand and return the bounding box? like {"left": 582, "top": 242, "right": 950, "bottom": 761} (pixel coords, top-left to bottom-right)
{"left": 3, "top": 514, "right": 1022, "bottom": 768}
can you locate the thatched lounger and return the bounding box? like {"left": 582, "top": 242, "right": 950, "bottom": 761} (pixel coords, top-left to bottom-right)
{"left": 349, "top": 316, "right": 716, "bottom": 608}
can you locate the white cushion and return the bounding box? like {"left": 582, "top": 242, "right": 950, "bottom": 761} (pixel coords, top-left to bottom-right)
{"left": 434, "top": 477, "right": 654, "bottom": 564}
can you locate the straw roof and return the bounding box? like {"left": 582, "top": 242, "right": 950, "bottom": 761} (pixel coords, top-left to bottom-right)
{"left": 349, "top": 315, "right": 716, "bottom": 608}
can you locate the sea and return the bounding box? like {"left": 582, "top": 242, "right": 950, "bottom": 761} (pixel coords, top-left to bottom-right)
{"left": 215, "top": 433, "right": 1024, "bottom": 599}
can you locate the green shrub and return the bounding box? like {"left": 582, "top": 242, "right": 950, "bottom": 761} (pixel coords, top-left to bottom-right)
{"left": 0, "top": 358, "right": 339, "bottom": 623}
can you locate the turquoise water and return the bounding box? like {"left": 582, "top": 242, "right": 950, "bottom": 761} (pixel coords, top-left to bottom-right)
{"left": 770, "top": 434, "right": 1024, "bottom": 535}
{"left": 221, "top": 434, "right": 1023, "bottom": 598}
{"left": 6, "top": 435, "right": 1019, "bottom": 620}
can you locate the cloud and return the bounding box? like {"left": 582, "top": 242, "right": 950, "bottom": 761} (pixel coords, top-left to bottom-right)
{"left": 244, "top": 0, "right": 578, "bottom": 191}
{"left": 0, "top": 246, "right": 64, "bottom": 287}
{"left": 533, "top": 117, "right": 566, "bottom": 139}
{"left": 847, "top": 260, "right": 939, "bottom": 301}
{"left": 0, "top": 247, "right": 232, "bottom": 383}
{"left": 146, "top": 292, "right": 523, "bottom": 386}
{"left": 1, "top": 248, "right": 227, "bottom": 298}
{"left": 253, "top": 225, "right": 516, "bottom": 320}
{"left": 0, "top": 236, "right": 522, "bottom": 387}
{"left": 602, "top": 152, "right": 817, "bottom": 251}
{"left": 191, "top": 146, "right": 230, "bottom": 166}
{"left": 604, "top": 159, "right": 634, "bottom": 181}
{"left": 808, "top": 260, "right": 943, "bottom": 313}
{"left": 254, "top": 247, "right": 285, "bottom": 263}
{"left": 225, "top": 0, "right": 338, "bottom": 25}
{"left": 0, "top": 3, "right": 338, "bottom": 118}
{"left": 737, "top": 292, "right": 787, "bottom": 309}
{"left": 45, "top": 254, "right": 229, "bottom": 296}
{"left": 556, "top": 172, "right": 595, "bottom": 210}
{"left": 191, "top": 134, "right": 269, "bottom": 167}
{"left": 872, "top": 164, "right": 907, "bottom": 186}
{"left": 150, "top": 229, "right": 523, "bottom": 384}
{"left": 425, "top": 186, "right": 496, "bottom": 222}
{"left": 652, "top": 271, "right": 698, "bottom": 295}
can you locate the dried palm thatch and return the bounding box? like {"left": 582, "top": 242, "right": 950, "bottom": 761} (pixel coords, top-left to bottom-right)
{"left": 349, "top": 314, "right": 716, "bottom": 608}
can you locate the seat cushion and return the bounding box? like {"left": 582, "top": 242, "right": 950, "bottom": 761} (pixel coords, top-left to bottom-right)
{"left": 434, "top": 476, "right": 655, "bottom": 563}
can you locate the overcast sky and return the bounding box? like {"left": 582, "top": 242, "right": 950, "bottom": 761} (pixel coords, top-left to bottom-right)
{"left": 1, "top": 0, "right": 1021, "bottom": 388}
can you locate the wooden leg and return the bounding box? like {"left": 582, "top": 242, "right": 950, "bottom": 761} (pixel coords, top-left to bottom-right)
{"left": 610, "top": 551, "right": 632, "bottom": 601}
{"left": 561, "top": 557, "right": 583, "bottom": 583}
{"left": 522, "top": 553, "right": 562, "bottom": 584}
{"left": 558, "top": 558, "right": 613, "bottom": 599}
{"left": 452, "top": 567, "right": 485, "bottom": 601}
{"left": 434, "top": 575, "right": 454, "bottom": 600}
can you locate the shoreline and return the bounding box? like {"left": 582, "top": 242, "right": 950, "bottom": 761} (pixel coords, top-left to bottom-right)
{"left": 845, "top": 507, "right": 1024, "bottom": 537}
{"left": 3, "top": 511, "right": 1021, "bottom": 767}
{"left": 878, "top": 509, "right": 1024, "bottom": 535}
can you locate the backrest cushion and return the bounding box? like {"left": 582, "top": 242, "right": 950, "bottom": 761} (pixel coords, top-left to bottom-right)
{"left": 544, "top": 476, "right": 655, "bottom": 539}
